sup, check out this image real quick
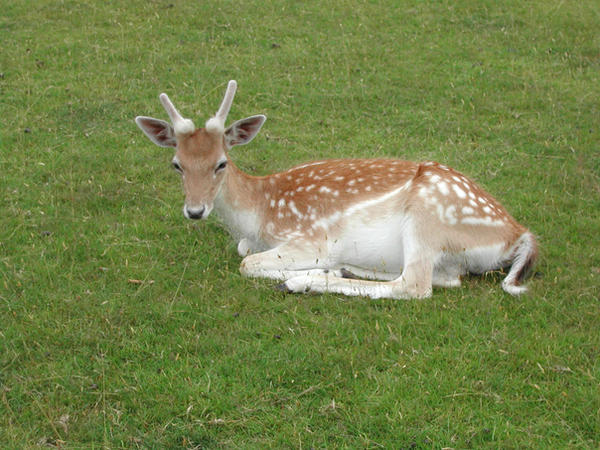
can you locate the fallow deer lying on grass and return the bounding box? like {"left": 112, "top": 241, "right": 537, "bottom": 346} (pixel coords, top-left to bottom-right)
{"left": 135, "top": 80, "right": 537, "bottom": 299}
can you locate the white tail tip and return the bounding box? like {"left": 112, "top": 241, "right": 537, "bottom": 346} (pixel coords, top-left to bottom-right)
{"left": 502, "top": 281, "right": 528, "bottom": 296}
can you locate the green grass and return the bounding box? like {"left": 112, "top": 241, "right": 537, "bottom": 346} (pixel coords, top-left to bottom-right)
{"left": 1, "top": 0, "right": 599, "bottom": 447}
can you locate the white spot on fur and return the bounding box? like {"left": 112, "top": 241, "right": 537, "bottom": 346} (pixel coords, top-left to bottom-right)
{"left": 278, "top": 198, "right": 286, "bottom": 208}
{"left": 438, "top": 181, "right": 450, "bottom": 196}
{"left": 445, "top": 205, "right": 457, "bottom": 225}
{"left": 436, "top": 204, "right": 445, "bottom": 222}
{"left": 461, "top": 216, "right": 505, "bottom": 226}
{"left": 292, "top": 161, "right": 327, "bottom": 171}
{"left": 288, "top": 201, "right": 303, "bottom": 219}
{"left": 452, "top": 184, "right": 467, "bottom": 199}
{"left": 462, "top": 206, "right": 474, "bottom": 215}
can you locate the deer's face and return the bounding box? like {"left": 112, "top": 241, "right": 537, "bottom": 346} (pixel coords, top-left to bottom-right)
{"left": 172, "top": 129, "right": 228, "bottom": 220}
{"left": 135, "top": 80, "right": 265, "bottom": 221}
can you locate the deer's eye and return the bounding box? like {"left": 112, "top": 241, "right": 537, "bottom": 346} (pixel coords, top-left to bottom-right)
{"left": 215, "top": 160, "right": 228, "bottom": 173}
{"left": 172, "top": 161, "right": 183, "bottom": 173}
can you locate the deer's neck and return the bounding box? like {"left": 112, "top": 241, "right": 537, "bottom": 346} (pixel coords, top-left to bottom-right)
{"left": 213, "top": 161, "right": 265, "bottom": 242}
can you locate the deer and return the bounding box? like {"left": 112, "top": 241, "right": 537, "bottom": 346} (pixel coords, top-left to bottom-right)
{"left": 135, "top": 80, "right": 538, "bottom": 300}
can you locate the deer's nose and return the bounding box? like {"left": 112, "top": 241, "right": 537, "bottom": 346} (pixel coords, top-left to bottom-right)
{"left": 184, "top": 205, "right": 205, "bottom": 220}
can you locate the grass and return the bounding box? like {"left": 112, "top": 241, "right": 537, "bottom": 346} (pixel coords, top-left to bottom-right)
{"left": 1, "top": 0, "right": 599, "bottom": 447}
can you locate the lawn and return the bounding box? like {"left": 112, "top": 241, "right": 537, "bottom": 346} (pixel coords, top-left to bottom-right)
{"left": 1, "top": 0, "right": 599, "bottom": 447}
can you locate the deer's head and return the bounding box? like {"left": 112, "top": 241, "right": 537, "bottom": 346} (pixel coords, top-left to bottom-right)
{"left": 135, "top": 80, "right": 266, "bottom": 219}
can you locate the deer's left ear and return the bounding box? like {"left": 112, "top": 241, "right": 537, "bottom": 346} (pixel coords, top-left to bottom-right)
{"left": 224, "top": 115, "right": 266, "bottom": 148}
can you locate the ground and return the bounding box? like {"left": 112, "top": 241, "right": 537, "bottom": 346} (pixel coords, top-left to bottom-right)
{"left": 1, "top": 0, "right": 599, "bottom": 447}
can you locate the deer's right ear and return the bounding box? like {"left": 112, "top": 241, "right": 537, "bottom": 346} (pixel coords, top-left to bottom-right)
{"left": 135, "top": 116, "right": 177, "bottom": 148}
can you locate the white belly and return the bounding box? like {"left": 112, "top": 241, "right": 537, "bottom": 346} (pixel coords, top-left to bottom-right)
{"left": 329, "top": 214, "right": 508, "bottom": 279}
{"left": 331, "top": 213, "right": 407, "bottom": 274}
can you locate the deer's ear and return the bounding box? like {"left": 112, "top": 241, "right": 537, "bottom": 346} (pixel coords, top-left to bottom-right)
{"left": 135, "top": 116, "right": 177, "bottom": 148}
{"left": 224, "top": 115, "right": 266, "bottom": 148}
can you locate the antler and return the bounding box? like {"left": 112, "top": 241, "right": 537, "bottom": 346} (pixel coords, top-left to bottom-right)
{"left": 216, "top": 80, "right": 237, "bottom": 123}
{"left": 159, "top": 93, "right": 195, "bottom": 136}
{"left": 157, "top": 80, "right": 237, "bottom": 136}
{"left": 205, "top": 80, "right": 237, "bottom": 133}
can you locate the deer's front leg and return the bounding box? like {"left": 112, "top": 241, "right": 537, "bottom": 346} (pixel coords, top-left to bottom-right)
{"left": 237, "top": 238, "right": 264, "bottom": 257}
{"left": 239, "top": 242, "right": 336, "bottom": 281}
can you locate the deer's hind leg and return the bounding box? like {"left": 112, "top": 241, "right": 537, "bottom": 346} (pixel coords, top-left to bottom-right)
{"left": 432, "top": 262, "right": 463, "bottom": 288}
{"left": 282, "top": 221, "right": 435, "bottom": 300}
{"left": 281, "top": 258, "right": 433, "bottom": 300}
